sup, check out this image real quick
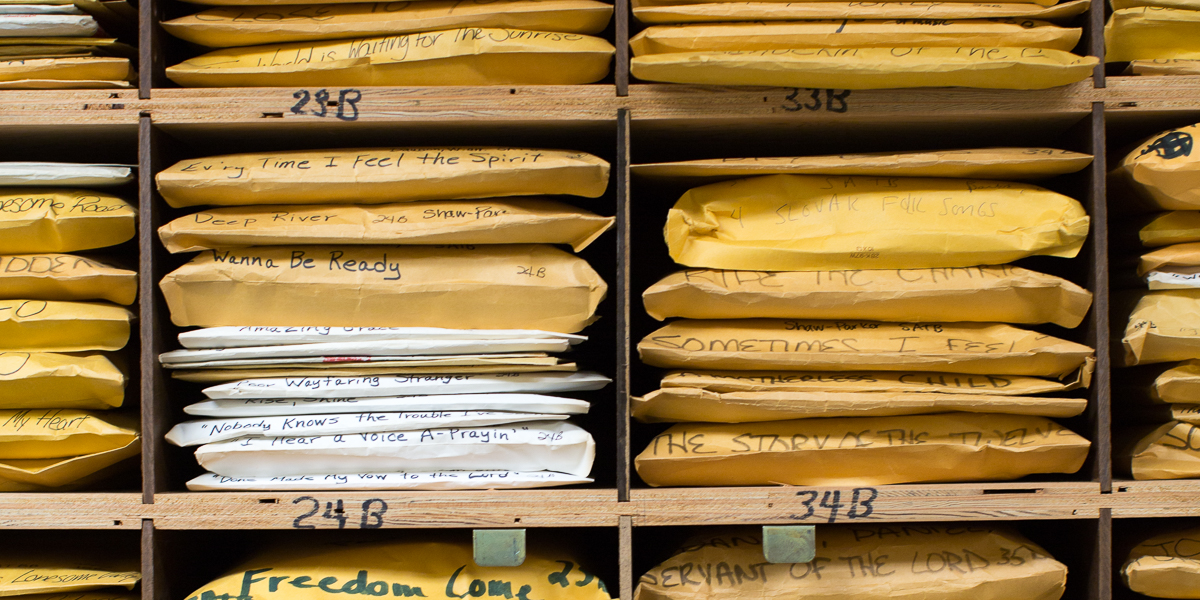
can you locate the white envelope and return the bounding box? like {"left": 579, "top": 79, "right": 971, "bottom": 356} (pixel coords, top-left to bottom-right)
{"left": 186, "top": 470, "right": 591, "bottom": 491}
{"left": 194, "top": 421, "right": 595, "bottom": 478}
{"left": 202, "top": 371, "right": 612, "bottom": 399}
{"left": 167, "top": 410, "right": 567, "bottom": 446}
{"left": 179, "top": 326, "right": 586, "bottom": 349}
{"left": 184, "top": 393, "right": 591, "bottom": 417}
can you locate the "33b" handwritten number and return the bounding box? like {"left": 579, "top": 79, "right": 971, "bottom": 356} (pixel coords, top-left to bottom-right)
{"left": 290, "top": 88, "right": 362, "bottom": 121}
{"left": 782, "top": 88, "right": 851, "bottom": 113}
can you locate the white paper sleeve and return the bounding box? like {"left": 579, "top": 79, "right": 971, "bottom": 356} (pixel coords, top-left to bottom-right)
{"left": 0, "top": 6, "right": 85, "bottom": 15}
{"left": 194, "top": 421, "right": 595, "bottom": 478}
{"left": 184, "top": 393, "right": 591, "bottom": 417}
{"left": 179, "top": 326, "right": 586, "bottom": 348}
{"left": 1147, "top": 270, "right": 1200, "bottom": 290}
{"left": 167, "top": 410, "right": 568, "bottom": 447}
{"left": 186, "top": 470, "right": 591, "bottom": 491}
{"left": 160, "top": 339, "right": 570, "bottom": 364}
{"left": 0, "top": 15, "right": 97, "bottom": 36}
{"left": 203, "top": 371, "right": 612, "bottom": 399}
{"left": 0, "top": 162, "right": 133, "bottom": 185}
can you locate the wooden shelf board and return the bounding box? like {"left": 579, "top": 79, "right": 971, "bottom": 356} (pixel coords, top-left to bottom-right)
{"left": 1110, "top": 479, "right": 1200, "bottom": 517}
{"left": 148, "top": 490, "right": 622, "bottom": 529}
{"left": 624, "top": 81, "right": 1101, "bottom": 122}
{"left": 1105, "top": 76, "right": 1200, "bottom": 113}
{"left": 0, "top": 493, "right": 144, "bottom": 529}
{"left": 143, "top": 86, "right": 623, "bottom": 124}
{"left": 627, "top": 482, "right": 1104, "bottom": 525}
{"left": 0, "top": 90, "right": 138, "bottom": 125}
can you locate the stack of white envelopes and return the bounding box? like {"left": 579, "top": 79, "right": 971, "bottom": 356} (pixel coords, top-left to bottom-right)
{"left": 162, "top": 326, "right": 610, "bottom": 491}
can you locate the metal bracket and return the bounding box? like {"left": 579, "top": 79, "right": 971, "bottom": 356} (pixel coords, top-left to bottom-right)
{"left": 473, "top": 529, "right": 527, "bottom": 567}
{"left": 762, "top": 525, "right": 815, "bottom": 564}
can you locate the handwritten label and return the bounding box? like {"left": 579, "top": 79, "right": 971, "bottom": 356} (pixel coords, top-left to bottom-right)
{"left": 291, "top": 88, "right": 362, "bottom": 121}
{"left": 292, "top": 496, "right": 388, "bottom": 529}
{"left": 788, "top": 488, "right": 879, "bottom": 522}
{"left": 782, "top": 88, "right": 851, "bottom": 113}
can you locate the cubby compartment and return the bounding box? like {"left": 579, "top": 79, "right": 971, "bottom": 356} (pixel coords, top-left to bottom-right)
{"left": 626, "top": 109, "right": 1110, "bottom": 491}
{"left": 630, "top": 520, "right": 1109, "bottom": 600}
{"left": 143, "top": 527, "right": 622, "bottom": 600}
{"left": 137, "top": 118, "right": 622, "bottom": 496}
{"left": 1105, "top": 109, "right": 1200, "bottom": 486}
{"left": 1112, "top": 516, "right": 1200, "bottom": 600}
{"left": 0, "top": 123, "right": 143, "bottom": 496}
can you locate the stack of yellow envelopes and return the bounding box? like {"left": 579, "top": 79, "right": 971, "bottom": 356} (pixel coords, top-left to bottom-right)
{"left": 629, "top": 0, "right": 1097, "bottom": 88}
{"left": 0, "top": 0, "right": 136, "bottom": 88}
{"left": 632, "top": 147, "right": 1097, "bottom": 487}
{"left": 0, "top": 162, "right": 140, "bottom": 491}
{"left": 161, "top": 0, "right": 616, "bottom": 86}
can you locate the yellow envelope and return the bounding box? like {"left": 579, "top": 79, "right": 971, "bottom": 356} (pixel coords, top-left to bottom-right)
{"left": 1142, "top": 212, "right": 1200, "bottom": 247}
{"left": 164, "top": 0, "right": 614, "bottom": 47}
{"left": 1132, "top": 421, "right": 1200, "bottom": 480}
{"left": 186, "top": 539, "right": 611, "bottom": 600}
{"left": 633, "top": 387, "right": 1087, "bottom": 422}
{"left": 635, "top": 412, "right": 1090, "bottom": 486}
{"left": 633, "top": 0, "right": 1090, "bottom": 23}
{"left": 0, "top": 254, "right": 136, "bottom": 305}
{"left": 639, "top": 319, "right": 1095, "bottom": 376}
{"left": 1131, "top": 59, "right": 1200, "bottom": 74}
{"left": 1106, "top": 8, "right": 1200, "bottom": 62}
{"left": 0, "top": 57, "right": 131, "bottom": 82}
{"left": 0, "top": 352, "right": 123, "bottom": 409}
{"left": 1140, "top": 242, "right": 1200, "bottom": 276}
{"left": 1173, "top": 404, "right": 1200, "bottom": 425}
{"left": 1124, "top": 291, "right": 1200, "bottom": 365}
{"left": 1116, "top": 123, "right": 1200, "bottom": 210}
{"left": 0, "top": 189, "right": 135, "bottom": 254}
{"left": 0, "top": 79, "right": 133, "bottom": 89}
{"left": 630, "top": 20, "right": 1081, "bottom": 56}
{"left": 165, "top": 29, "right": 614, "bottom": 87}
{"left": 664, "top": 174, "right": 1089, "bottom": 271}
{"left": 160, "top": 244, "right": 607, "bottom": 332}
{"left": 0, "top": 299, "right": 131, "bottom": 352}
{"left": 156, "top": 148, "right": 610, "bottom": 208}
{"left": 637, "top": 527, "right": 1067, "bottom": 600}
{"left": 0, "top": 435, "right": 139, "bottom": 487}
{"left": 157, "top": 199, "right": 614, "bottom": 253}
{"left": 0, "top": 560, "right": 139, "bottom": 595}
{"left": 0, "top": 409, "right": 136, "bottom": 459}
{"left": 643, "top": 266, "right": 1091, "bottom": 327}
{"left": 1153, "top": 360, "right": 1200, "bottom": 403}
{"left": 633, "top": 147, "right": 1094, "bottom": 180}
{"left": 662, "top": 364, "right": 1094, "bottom": 395}
{"left": 631, "top": 47, "right": 1097, "bottom": 89}
{"left": 1122, "top": 527, "right": 1200, "bottom": 599}
{"left": 15, "top": 593, "right": 139, "bottom": 600}
{"left": 1114, "top": 0, "right": 1200, "bottom": 8}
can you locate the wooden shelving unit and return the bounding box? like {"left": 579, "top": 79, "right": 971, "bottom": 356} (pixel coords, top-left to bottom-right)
{"left": 4, "top": 0, "right": 1200, "bottom": 597}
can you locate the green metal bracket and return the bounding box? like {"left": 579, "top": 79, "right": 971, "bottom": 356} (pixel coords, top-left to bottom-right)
{"left": 473, "top": 529, "right": 527, "bottom": 567}
{"left": 762, "top": 525, "right": 815, "bottom": 564}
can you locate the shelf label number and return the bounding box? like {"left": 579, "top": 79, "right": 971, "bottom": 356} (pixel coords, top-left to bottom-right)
{"left": 292, "top": 497, "right": 388, "bottom": 529}
{"left": 788, "top": 487, "right": 877, "bottom": 522}
{"left": 290, "top": 89, "right": 362, "bottom": 121}
{"left": 782, "top": 88, "right": 851, "bottom": 113}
